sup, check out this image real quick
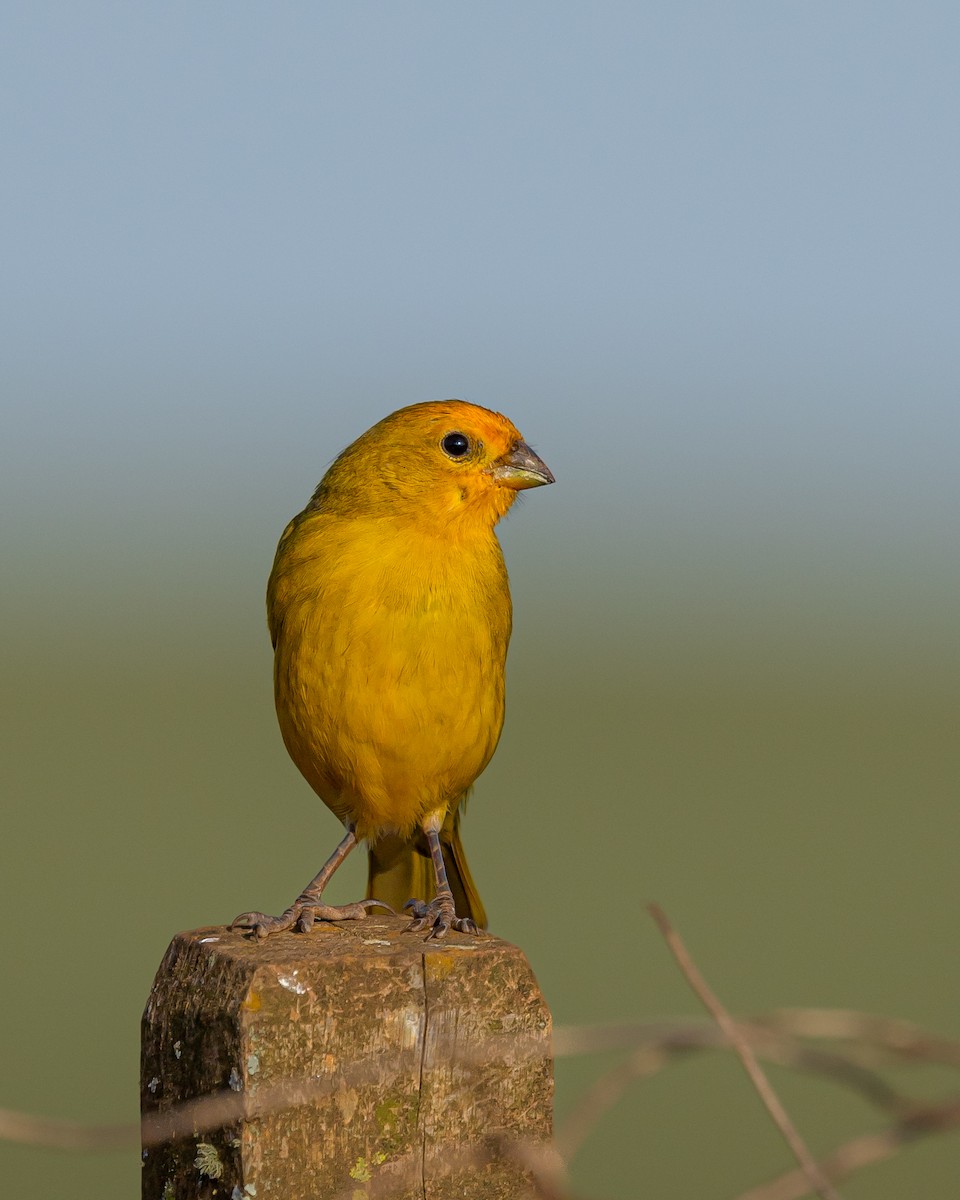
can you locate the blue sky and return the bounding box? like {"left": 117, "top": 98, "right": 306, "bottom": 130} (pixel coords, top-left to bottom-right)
{"left": 3, "top": 2, "right": 959, "bottom": 617}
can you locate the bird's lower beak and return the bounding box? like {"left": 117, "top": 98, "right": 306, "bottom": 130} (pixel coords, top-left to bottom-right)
{"left": 490, "top": 441, "right": 555, "bottom": 490}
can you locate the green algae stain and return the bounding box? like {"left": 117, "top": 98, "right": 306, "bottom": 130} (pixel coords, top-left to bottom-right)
{"left": 374, "top": 1091, "right": 413, "bottom": 1155}
{"left": 349, "top": 1156, "right": 373, "bottom": 1182}
{"left": 350, "top": 1150, "right": 387, "bottom": 1183}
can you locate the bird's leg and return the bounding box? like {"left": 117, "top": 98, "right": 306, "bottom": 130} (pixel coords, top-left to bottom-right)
{"left": 231, "top": 825, "right": 394, "bottom": 940}
{"left": 405, "top": 821, "right": 480, "bottom": 939}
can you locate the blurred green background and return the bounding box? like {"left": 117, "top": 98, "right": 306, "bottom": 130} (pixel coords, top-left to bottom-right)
{"left": 3, "top": 3, "right": 960, "bottom": 1197}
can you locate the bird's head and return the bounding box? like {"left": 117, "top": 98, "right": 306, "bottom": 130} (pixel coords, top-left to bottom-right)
{"left": 310, "top": 400, "right": 554, "bottom": 533}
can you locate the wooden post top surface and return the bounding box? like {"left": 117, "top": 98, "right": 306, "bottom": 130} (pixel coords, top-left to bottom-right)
{"left": 142, "top": 915, "right": 553, "bottom": 1200}
{"left": 151, "top": 912, "right": 532, "bottom": 975}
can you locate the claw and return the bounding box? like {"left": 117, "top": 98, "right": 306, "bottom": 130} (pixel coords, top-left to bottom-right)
{"left": 230, "top": 909, "right": 301, "bottom": 939}
{"left": 295, "top": 907, "right": 317, "bottom": 933}
{"left": 403, "top": 897, "right": 479, "bottom": 940}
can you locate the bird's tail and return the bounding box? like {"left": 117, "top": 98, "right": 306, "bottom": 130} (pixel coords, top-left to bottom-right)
{"left": 366, "top": 807, "right": 487, "bottom": 929}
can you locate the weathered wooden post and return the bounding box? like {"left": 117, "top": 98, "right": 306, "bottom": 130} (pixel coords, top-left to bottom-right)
{"left": 141, "top": 915, "right": 553, "bottom": 1199}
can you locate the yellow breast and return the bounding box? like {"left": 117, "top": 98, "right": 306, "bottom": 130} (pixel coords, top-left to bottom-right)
{"left": 268, "top": 510, "right": 512, "bottom": 838}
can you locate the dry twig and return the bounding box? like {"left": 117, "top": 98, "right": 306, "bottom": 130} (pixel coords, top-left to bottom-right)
{"left": 325, "top": 1136, "right": 577, "bottom": 1200}
{"left": 648, "top": 903, "right": 843, "bottom": 1200}
{"left": 4, "top": 977, "right": 960, "bottom": 1200}
{"left": 756, "top": 1009, "right": 960, "bottom": 1070}
{"left": 0, "top": 1108, "right": 134, "bottom": 1152}
{"left": 735, "top": 1098, "right": 960, "bottom": 1200}
{"left": 554, "top": 1021, "right": 915, "bottom": 1161}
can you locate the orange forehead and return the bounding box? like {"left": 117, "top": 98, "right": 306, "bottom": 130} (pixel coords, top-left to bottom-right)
{"left": 383, "top": 400, "right": 522, "bottom": 454}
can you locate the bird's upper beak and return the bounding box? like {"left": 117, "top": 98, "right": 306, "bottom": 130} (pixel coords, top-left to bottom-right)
{"left": 489, "top": 441, "right": 555, "bottom": 490}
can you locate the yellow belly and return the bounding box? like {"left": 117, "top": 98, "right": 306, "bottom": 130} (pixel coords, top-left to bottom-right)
{"left": 270, "top": 513, "right": 511, "bottom": 839}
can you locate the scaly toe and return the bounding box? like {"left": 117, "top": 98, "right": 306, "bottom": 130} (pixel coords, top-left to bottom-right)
{"left": 306, "top": 899, "right": 397, "bottom": 923}
{"left": 232, "top": 897, "right": 397, "bottom": 940}
{"left": 403, "top": 897, "right": 478, "bottom": 939}
{"left": 230, "top": 909, "right": 300, "bottom": 939}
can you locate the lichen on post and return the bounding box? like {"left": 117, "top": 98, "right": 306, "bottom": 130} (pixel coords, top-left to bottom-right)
{"left": 141, "top": 916, "right": 553, "bottom": 1199}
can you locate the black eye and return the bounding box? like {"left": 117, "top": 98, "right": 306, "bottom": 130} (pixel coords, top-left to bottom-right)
{"left": 441, "top": 431, "right": 471, "bottom": 458}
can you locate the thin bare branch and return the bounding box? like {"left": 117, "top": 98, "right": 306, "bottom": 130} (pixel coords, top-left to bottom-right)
{"left": 0, "top": 1108, "right": 135, "bottom": 1152}
{"left": 0, "top": 1014, "right": 929, "bottom": 1155}
{"left": 552, "top": 1010, "right": 960, "bottom": 1068}
{"left": 556, "top": 1042, "right": 684, "bottom": 1160}
{"left": 734, "top": 1098, "right": 960, "bottom": 1200}
{"left": 756, "top": 1009, "right": 960, "bottom": 1070}
{"left": 3, "top": 997, "right": 958, "bottom": 1200}
{"left": 2, "top": 1075, "right": 384, "bottom": 1153}
{"left": 321, "top": 1136, "right": 577, "bottom": 1200}
{"left": 552, "top": 1019, "right": 709, "bottom": 1056}
{"left": 648, "top": 903, "right": 843, "bottom": 1200}
{"left": 554, "top": 1023, "right": 916, "bottom": 1162}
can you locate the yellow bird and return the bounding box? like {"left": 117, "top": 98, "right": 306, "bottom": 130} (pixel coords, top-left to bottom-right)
{"left": 231, "top": 400, "right": 554, "bottom": 939}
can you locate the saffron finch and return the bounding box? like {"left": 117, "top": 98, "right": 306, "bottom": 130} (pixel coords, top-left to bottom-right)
{"left": 231, "top": 400, "right": 554, "bottom": 939}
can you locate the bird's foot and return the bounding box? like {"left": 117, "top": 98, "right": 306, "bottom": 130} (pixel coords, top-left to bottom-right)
{"left": 404, "top": 897, "right": 479, "bottom": 939}
{"left": 231, "top": 897, "right": 394, "bottom": 941}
